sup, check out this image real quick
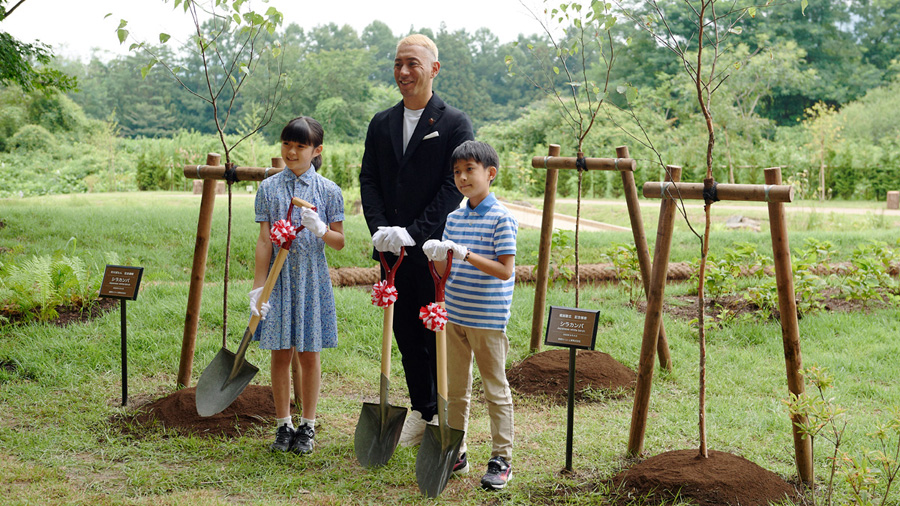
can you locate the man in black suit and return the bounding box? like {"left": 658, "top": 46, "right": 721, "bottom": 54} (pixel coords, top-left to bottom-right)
{"left": 359, "top": 33, "right": 474, "bottom": 446}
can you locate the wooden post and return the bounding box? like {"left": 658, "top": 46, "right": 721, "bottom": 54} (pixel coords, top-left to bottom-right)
{"left": 628, "top": 166, "right": 682, "bottom": 456}
{"left": 765, "top": 167, "right": 814, "bottom": 486}
{"left": 177, "top": 153, "right": 221, "bottom": 388}
{"left": 530, "top": 144, "right": 561, "bottom": 351}
{"left": 617, "top": 146, "right": 672, "bottom": 372}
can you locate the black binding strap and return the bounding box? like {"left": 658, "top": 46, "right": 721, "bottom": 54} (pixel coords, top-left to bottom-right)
{"left": 224, "top": 165, "right": 240, "bottom": 184}
{"left": 703, "top": 179, "right": 720, "bottom": 203}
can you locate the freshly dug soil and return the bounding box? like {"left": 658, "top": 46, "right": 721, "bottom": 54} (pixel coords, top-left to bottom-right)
{"left": 507, "top": 349, "right": 636, "bottom": 403}
{"left": 609, "top": 449, "right": 801, "bottom": 506}
{"left": 118, "top": 385, "right": 284, "bottom": 438}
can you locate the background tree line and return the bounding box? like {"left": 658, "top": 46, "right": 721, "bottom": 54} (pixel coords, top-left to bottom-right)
{"left": 1, "top": 0, "right": 899, "bottom": 199}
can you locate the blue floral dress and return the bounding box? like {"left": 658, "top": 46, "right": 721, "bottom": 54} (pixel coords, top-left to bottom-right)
{"left": 253, "top": 166, "right": 344, "bottom": 352}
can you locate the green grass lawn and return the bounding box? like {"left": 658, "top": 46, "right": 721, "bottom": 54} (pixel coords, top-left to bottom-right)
{"left": 1, "top": 192, "right": 899, "bottom": 504}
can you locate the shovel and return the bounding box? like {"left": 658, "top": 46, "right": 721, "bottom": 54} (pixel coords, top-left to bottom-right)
{"left": 415, "top": 251, "right": 464, "bottom": 498}
{"left": 354, "top": 249, "right": 407, "bottom": 467}
{"left": 195, "top": 197, "right": 314, "bottom": 417}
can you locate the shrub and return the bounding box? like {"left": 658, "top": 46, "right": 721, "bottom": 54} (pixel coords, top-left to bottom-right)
{"left": 10, "top": 124, "right": 54, "bottom": 152}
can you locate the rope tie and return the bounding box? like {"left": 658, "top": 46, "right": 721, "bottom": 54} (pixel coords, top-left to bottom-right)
{"left": 703, "top": 180, "right": 720, "bottom": 203}
{"left": 195, "top": 165, "right": 202, "bottom": 179}
{"left": 661, "top": 181, "right": 672, "bottom": 198}
{"left": 224, "top": 164, "right": 240, "bottom": 184}
{"left": 614, "top": 158, "right": 620, "bottom": 171}
{"left": 764, "top": 185, "right": 773, "bottom": 202}
{"left": 543, "top": 156, "right": 551, "bottom": 169}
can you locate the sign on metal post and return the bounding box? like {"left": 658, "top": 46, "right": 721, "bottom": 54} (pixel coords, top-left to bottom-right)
{"left": 545, "top": 305, "right": 599, "bottom": 472}
{"left": 100, "top": 265, "right": 143, "bottom": 406}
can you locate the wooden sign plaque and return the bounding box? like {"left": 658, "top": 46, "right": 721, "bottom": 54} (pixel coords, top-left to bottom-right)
{"left": 544, "top": 306, "right": 600, "bottom": 350}
{"left": 100, "top": 265, "right": 143, "bottom": 300}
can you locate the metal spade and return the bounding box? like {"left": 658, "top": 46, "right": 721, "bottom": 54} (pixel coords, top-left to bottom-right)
{"left": 415, "top": 251, "right": 464, "bottom": 498}
{"left": 354, "top": 250, "right": 408, "bottom": 467}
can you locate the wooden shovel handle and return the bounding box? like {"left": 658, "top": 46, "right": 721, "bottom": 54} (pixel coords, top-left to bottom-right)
{"left": 435, "top": 301, "right": 448, "bottom": 400}
{"left": 290, "top": 197, "right": 315, "bottom": 209}
{"left": 249, "top": 247, "right": 289, "bottom": 334}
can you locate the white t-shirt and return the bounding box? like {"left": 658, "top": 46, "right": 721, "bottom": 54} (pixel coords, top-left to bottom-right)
{"left": 402, "top": 107, "right": 424, "bottom": 154}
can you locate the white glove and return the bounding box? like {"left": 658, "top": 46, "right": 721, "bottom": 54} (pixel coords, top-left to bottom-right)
{"left": 372, "top": 226, "right": 415, "bottom": 255}
{"left": 249, "top": 287, "right": 271, "bottom": 320}
{"left": 442, "top": 240, "right": 469, "bottom": 261}
{"left": 422, "top": 239, "right": 449, "bottom": 261}
{"left": 300, "top": 207, "right": 327, "bottom": 238}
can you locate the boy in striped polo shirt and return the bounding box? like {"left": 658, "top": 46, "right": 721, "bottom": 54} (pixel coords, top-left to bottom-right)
{"left": 422, "top": 140, "right": 518, "bottom": 491}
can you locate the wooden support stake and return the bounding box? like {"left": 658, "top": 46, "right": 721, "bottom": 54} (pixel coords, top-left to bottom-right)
{"left": 643, "top": 181, "right": 794, "bottom": 203}
{"left": 177, "top": 152, "right": 221, "bottom": 388}
{"left": 617, "top": 146, "right": 672, "bottom": 372}
{"left": 765, "top": 167, "right": 814, "bottom": 485}
{"left": 628, "top": 166, "right": 682, "bottom": 456}
{"left": 530, "top": 144, "right": 560, "bottom": 351}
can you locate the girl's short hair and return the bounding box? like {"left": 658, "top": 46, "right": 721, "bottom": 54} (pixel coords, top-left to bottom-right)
{"left": 281, "top": 116, "right": 324, "bottom": 169}
{"left": 397, "top": 34, "right": 438, "bottom": 62}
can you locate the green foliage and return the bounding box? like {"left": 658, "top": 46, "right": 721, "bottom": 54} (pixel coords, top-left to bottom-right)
{"left": 0, "top": 1, "right": 77, "bottom": 93}
{"left": 0, "top": 242, "right": 115, "bottom": 322}
{"left": 786, "top": 365, "right": 900, "bottom": 506}
{"left": 9, "top": 124, "right": 53, "bottom": 152}
{"left": 600, "top": 242, "right": 642, "bottom": 303}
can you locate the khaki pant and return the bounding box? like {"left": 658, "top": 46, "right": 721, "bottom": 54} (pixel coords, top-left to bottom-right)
{"left": 446, "top": 322, "right": 514, "bottom": 461}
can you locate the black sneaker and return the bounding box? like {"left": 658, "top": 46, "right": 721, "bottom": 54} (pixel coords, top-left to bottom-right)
{"left": 270, "top": 424, "right": 294, "bottom": 452}
{"left": 290, "top": 423, "right": 315, "bottom": 454}
{"left": 480, "top": 456, "right": 512, "bottom": 490}
{"left": 452, "top": 452, "right": 469, "bottom": 475}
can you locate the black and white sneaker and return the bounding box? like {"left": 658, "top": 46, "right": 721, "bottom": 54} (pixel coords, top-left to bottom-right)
{"left": 270, "top": 424, "right": 294, "bottom": 452}
{"left": 480, "top": 456, "right": 512, "bottom": 490}
{"left": 290, "top": 423, "right": 315, "bottom": 454}
{"left": 452, "top": 452, "right": 469, "bottom": 475}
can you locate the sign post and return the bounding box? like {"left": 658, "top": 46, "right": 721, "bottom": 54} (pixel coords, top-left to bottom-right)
{"left": 100, "top": 265, "right": 143, "bottom": 406}
{"left": 544, "top": 305, "right": 600, "bottom": 472}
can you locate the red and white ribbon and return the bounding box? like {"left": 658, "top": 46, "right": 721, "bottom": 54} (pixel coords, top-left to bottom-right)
{"left": 419, "top": 302, "right": 448, "bottom": 331}
{"left": 371, "top": 280, "right": 398, "bottom": 307}
{"left": 270, "top": 219, "right": 297, "bottom": 248}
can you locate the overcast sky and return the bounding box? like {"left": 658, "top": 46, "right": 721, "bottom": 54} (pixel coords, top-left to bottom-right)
{"left": 3, "top": 0, "right": 548, "bottom": 62}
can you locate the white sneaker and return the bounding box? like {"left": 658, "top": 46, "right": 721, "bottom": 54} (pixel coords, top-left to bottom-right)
{"left": 398, "top": 410, "right": 428, "bottom": 447}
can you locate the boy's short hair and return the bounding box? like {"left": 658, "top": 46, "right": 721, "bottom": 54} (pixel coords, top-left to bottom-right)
{"left": 397, "top": 34, "right": 438, "bottom": 62}
{"left": 451, "top": 140, "right": 499, "bottom": 171}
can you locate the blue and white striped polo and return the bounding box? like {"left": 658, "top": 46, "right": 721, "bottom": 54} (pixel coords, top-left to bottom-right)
{"left": 443, "top": 193, "right": 518, "bottom": 330}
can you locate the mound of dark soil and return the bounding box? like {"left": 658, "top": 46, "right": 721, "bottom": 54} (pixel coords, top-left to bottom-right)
{"left": 609, "top": 449, "right": 801, "bottom": 506}
{"left": 119, "top": 385, "right": 284, "bottom": 438}
{"left": 507, "top": 349, "right": 636, "bottom": 403}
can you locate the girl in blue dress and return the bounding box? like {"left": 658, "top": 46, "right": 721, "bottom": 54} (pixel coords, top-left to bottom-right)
{"left": 250, "top": 116, "right": 344, "bottom": 453}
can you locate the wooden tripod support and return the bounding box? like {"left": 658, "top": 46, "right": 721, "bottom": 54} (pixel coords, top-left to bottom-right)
{"left": 529, "top": 144, "right": 672, "bottom": 371}
{"left": 627, "top": 167, "right": 813, "bottom": 486}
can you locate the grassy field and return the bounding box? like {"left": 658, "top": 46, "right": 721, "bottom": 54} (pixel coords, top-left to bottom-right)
{"left": 1, "top": 191, "right": 899, "bottom": 505}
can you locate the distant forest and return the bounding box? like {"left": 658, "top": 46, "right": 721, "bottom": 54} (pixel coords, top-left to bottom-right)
{"left": 2, "top": 0, "right": 899, "bottom": 199}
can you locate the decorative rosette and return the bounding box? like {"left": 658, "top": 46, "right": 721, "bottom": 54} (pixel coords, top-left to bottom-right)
{"left": 270, "top": 219, "right": 297, "bottom": 248}
{"left": 418, "top": 302, "right": 448, "bottom": 331}
{"left": 371, "top": 280, "right": 398, "bottom": 307}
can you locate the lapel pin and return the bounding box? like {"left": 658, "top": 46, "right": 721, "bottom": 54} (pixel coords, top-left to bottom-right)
{"left": 428, "top": 118, "right": 435, "bottom": 126}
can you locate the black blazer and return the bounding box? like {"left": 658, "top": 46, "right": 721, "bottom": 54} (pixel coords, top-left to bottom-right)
{"left": 359, "top": 93, "right": 474, "bottom": 263}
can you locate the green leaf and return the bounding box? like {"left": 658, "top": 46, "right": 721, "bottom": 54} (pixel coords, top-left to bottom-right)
{"left": 104, "top": 13, "right": 112, "bottom": 19}
{"left": 729, "top": 26, "right": 743, "bottom": 35}
{"left": 159, "top": 33, "right": 171, "bottom": 43}
{"left": 233, "top": 13, "right": 241, "bottom": 24}
{"left": 140, "top": 61, "right": 156, "bottom": 79}
{"left": 616, "top": 85, "right": 627, "bottom": 94}
{"left": 801, "top": 0, "right": 808, "bottom": 15}
{"left": 748, "top": 6, "right": 757, "bottom": 17}
{"left": 553, "top": 66, "right": 560, "bottom": 75}
{"left": 117, "top": 19, "right": 128, "bottom": 30}
{"left": 117, "top": 28, "right": 129, "bottom": 44}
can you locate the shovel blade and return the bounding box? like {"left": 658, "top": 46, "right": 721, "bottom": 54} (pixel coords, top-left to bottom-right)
{"left": 195, "top": 347, "right": 259, "bottom": 417}
{"left": 415, "top": 424, "right": 465, "bottom": 498}
{"left": 354, "top": 402, "right": 407, "bottom": 468}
